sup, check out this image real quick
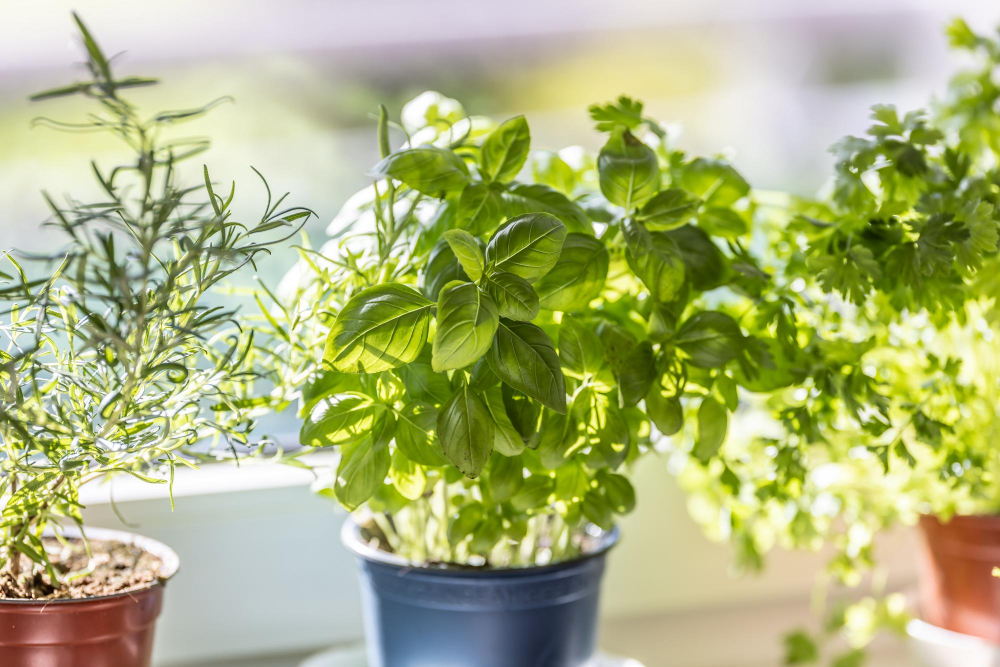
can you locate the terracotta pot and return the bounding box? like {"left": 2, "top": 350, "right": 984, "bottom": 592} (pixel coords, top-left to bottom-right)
{"left": 917, "top": 514, "right": 1000, "bottom": 642}
{"left": 0, "top": 527, "right": 179, "bottom": 667}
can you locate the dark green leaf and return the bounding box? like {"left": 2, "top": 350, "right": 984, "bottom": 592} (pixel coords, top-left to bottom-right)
{"left": 599, "top": 471, "right": 636, "bottom": 513}
{"left": 582, "top": 490, "right": 614, "bottom": 530}
{"left": 626, "top": 231, "right": 686, "bottom": 303}
{"left": 666, "top": 225, "right": 729, "bottom": 291}
{"left": 510, "top": 475, "right": 555, "bottom": 511}
{"left": 678, "top": 158, "right": 749, "bottom": 207}
{"left": 674, "top": 311, "right": 745, "bottom": 368}
{"left": 457, "top": 182, "right": 505, "bottom": 235}
{"left": 421, "top": 239, "right": 468, "bottom": 301}
{"left": 437, "top": 385, "right": 495, "bottom": 478}
{"left": 646, "top": 386, "right": 683, "bottom": 436}
{"left": 598, "top": 130, "right": 659, "bottom": 209}
{"left": 487, "top": 319, "right": 567, "bottom": 413}
{"left": 559, "top": 315, "right": 604, "bottom": 376}
{"left": 488, "top": 453, "right": 524, "bottom": 501}
{"left": 618, "top": 341, "right": 655, "bottom": 407}
{"left": 694, "top": 397, "right": 727, "bottom": 463}
{"left": 638, "top": 188, "right": 701, "bottom": 230}
{"left": 501, "top": 183, "right": 591, "bottom": 233}
{"left": 335, "top": 437, "right": 391, "bottom": 511}
{"left": 483, "top": 385, "right": 525, "bottom": 456}
{"left": 395, "top": 401, "right": 449, "bottom": 466}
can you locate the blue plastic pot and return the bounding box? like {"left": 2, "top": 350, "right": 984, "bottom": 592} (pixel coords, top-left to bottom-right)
{"left": 342, "top": 520, "right": 619, "bottom": 667}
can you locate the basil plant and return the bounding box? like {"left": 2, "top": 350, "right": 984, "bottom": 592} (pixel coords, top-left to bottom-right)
{"left": 256, "top": 90, "right": 854, "bottom": 567}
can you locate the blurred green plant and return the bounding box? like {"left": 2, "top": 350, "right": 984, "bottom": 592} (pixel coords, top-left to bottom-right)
{"left": 0, "top": 14, "right": 311, "bottom": 596}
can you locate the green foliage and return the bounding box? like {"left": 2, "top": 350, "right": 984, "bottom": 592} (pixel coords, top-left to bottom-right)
{"left": 0, "top": 16, "right": 310, "bottom": 591}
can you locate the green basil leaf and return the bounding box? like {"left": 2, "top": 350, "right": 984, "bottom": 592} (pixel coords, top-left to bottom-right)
{"left": 598, "top": 130, "right": 659, "bottom": 209}
{"left": 397, "top": 360, "right": 452, "bottom": 405}
{"left": 300, "top": 394, "right": 375, "bottom": 447}
{"left": 698, "top": 207, "right": 749, "bottom": 238}
{"left": 421, "top": 239, "right": 469, "bottom": 301}
{"left": 532, "top": 151, "right": 576, "bottom": 194}
{"left": 432, "top": 281, "right": 499, "bottom": 372}
{"left": 535, "top": 233, "right": 609, "bottom": 311}
{"left": 437, "top": 385, "right": 495, "bottom": 478}
{"left": 674, "top": 311, "right": 745, "bottom": 369}
{"left": 510, "top": 475, "right": 555, "bottom": 511}
{"left": 443, "top": 229, "right": 485, "bottom": 282}
{"left": 325, "top": 283, "right": 433, "bottom": 373}
{"left": 299, "top": 370, "right": 363, "bottom": 417}
{"left": 457, "top": 182, "right": 505, "bottom": 235}
{"left": 485, "top": 212, "right": 567, "bottom": 283}
{"left": 487, "top": 453, "right": 524, "bottom": 502}
{"left": 481, "top": 115, "right": 531, "bottom": 183}
{"left": 716, "top": 372, "right": 739, "bottom": 411}
{"left": 638, "top": 188, "right": 701, "bottom": 230}
{"left": 368, "top": 147, "right": 470, "bottom": 196}
{"left": 389, "top": 449, "right": 427, "bottom": 500}
{"left": 678, "top": 158, "right": 750, "bottom": 208}
{"left": 502, "top": 385, "right": 540, "bottom": 441}
{"left": 394, "top": 401, "right": 449, "bottom": 466}
{"left": 483, "top": 385, "right": 525, "bottom": 456}
{"left": 597, "top": 322, "right": 638, "bottom": 377}
{"left": 617, "top": 341, "right": 655, "bottom": 407}
{"left": 487, "top": 319, "right": 567, "bottom": 413}
{"left": 501, "top": 183, "right": 591, "bottom": 233}
{"left": 598, "top": 471, "right": 636, "bottom": 513}
{"left": 448, "top": 502, "right": 484, "bottom": 545}
{"left": 335, "top": 437, "right": 391, "bottom": 511}
{"left": 666, "top": 225, "right": 729, "bottom": 291}
{"left": 469, "top": 514, "right": 505, "bottom": 554}
{"left": 646, "top": 386, "right": 683, "bottom": 436}
{"left": 558, "top": 315, "right": 604, "bottom": 376}
{"left": 537, "top": 410, "right": 581, "bottom": 469}
{"left": 481, "top": 271, "right": 539, "bottom": 321}
{"left": 582, "top": 490, "right": 614, "bottom": 530}
{"left": 626, "top": 231, "right": 686, "bottom": 303}
{"left": 554, "top": 460, "right": 589, "bottom": 502}
{"left": 468, "top": 357, "right": 501, "bottom": 393}
{"left": 694, "top": 396, "right": 727, "bottom": 463}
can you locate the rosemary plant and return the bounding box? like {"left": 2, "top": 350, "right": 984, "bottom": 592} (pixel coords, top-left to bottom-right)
{"left": 0, "top": 15, "right": 310, "bottom": 596}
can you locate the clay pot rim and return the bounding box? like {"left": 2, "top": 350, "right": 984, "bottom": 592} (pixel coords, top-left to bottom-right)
{"left": 0, "top": 525, "right": 179, "bottom": 606}
{"left": 341, "top": 516, "right": 620, "bottom": 576}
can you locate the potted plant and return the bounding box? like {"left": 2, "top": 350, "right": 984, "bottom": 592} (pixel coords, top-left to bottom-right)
{"left": 661, "top": 18, "right": 1000, "bottom": 662}
{"left": 0, "top": 16, "right": 310, "bottom": 666}
{"left": 255, "top": 86, "right": 879, "bottom": 665}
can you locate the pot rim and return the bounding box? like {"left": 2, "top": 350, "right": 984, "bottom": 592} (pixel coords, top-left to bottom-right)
{"left": 340, "top": 515, "right": 620, "bottom": 575}
{"left": 0, "top": 525, "right": 180, "bottom": 605}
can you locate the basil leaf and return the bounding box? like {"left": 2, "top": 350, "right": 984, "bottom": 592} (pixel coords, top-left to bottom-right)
{"left": 502, "top": 385, "right": 540, "bottom": 441}
{"left": 666, "top": 225, "right": 729, "bottom": 291}
{"left": 638, "top": 188, "right": 701, "bottom": 230}
{"left": 532, "top": 151, "right": 576, "bottom": 194}
{"left": 421, "top": 239, "right": 469, "bottom": 301}
{"left": 300, "top": 394, "right": 375, "bottom": 447}
{"left": 368, "top": 147, "right": 470, "bottom": 196}
{"left": 389, "top": 449, "right": 427, "bottom": 500}
{"left": 437, "top": 385, "right": 495, "bottom": 478}
{"left": 501, "top": 183, "right": 591, "bottom": 233}
{"left": 598, "top": 130, "right": 659, "bottom": 209}
{"left": 536, "top": 233, "right": 609, "bottom": 311}
{"left": 554, "top": 460, "right": 589, "bottom": 502}
{"left": 483, "top": 385, "right": 525, "bottom": 456}
{"left": 617, "top": 341, "right": 655, "bottom": 407}
{"left": 698, "top": 207, "right": 749, "bottom": 238}
{"left": 481, "top": 272, "right": 539, "bottom": 321}
{"left": 582, "top": 490, "right": 614, "bottom": 530}
{"left": 468, "top": 357, "right": 500, "bottom": 393}
{"left": 443, "top": 229, "right": 485, "bottom": 282}
{"left": 558, "top": 315, "right": 604, "bottom": 376}
{"left": 597, "top": 322, "right": 638, "bottom": 377}
{"left": 487, "top": 453, "right": 524, "bottom": 502}
{"left": 335, "top": 437, "right": 391, "bottom": 511}
{"left": 694, "top": 396, "right": 727, "bottom": 463}
{"left": 485, "top": 212, "right": 567, "bottom": 283}
{"left": 674, "top": 311, "right": 745, "bottom": 368}
{"left": 626, "top": 231, "right": 686, "bottom": 303}
{"left": 448, "top": 502, "right": 484, "bottom": 545}
{"left": 397, "top": 360, "right": 452, "bottom": 405}
{"left": 457, "top": 182, "right": 505, "bottom": 235}
{"left": 678, "top": 157, "right": 749, "bottom": 208}
{"left": 325, "top": 283, "right": 433, "bottom": 373}
{"left": 598, "top": 471, "right": 636, "bottom": 513}
{"left": 646, "top": 386, "right": 683, "bottom": 436}
{"left": 537, "top": 410, "right": 580, "bottom": 469}
{"left": 510, "top": 475, "right": 555, "bottom": 511}
{"left": 432, "top": 281, "right": 499, "bottom": 372}
{"left": 487, "top": 319, "right": 567, "bottom": 414}
{"left": 394, "top": 401, "right": 449, "bottom": 466}
{"left": 481, "top": 116, "right": 531, "bottom": 183}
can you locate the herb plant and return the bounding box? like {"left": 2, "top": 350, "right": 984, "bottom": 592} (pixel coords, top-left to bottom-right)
{"left": 0, "top": 15, "right": 310, "bottom": 596}
{"left": 260, "top": 89, "right": 877, "bottom": 567}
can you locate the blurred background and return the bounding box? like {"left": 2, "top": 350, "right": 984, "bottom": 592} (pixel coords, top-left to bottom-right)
{"left": 3, "top": 1, "right": 1000, "bottom": 665}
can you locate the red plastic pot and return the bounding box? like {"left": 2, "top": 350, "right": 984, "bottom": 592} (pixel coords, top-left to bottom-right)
{"left": 917, "top": 514, "right": 1000, "bottom": 642}
{"left": 0, "top": 527, "right": 179, "bottom": 667}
